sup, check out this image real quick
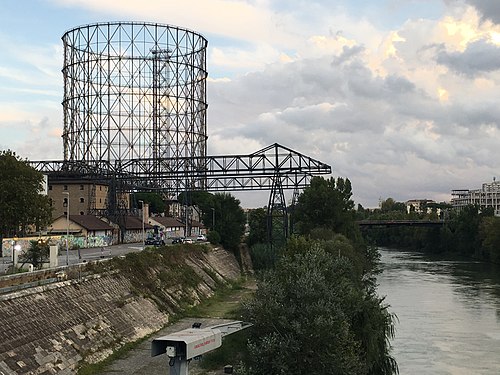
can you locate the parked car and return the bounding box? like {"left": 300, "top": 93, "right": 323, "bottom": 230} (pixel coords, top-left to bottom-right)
{"left": 171, "top": 237, "right": 184, "bottom": 244}
{"left": 145, "top": 236, "right": 165, "bottom": 246}
{"left": 197, "top": 234, "right": 207, "bottom": 241}
{"left": 183, "top": 238, "right": 194, "bottom": 244}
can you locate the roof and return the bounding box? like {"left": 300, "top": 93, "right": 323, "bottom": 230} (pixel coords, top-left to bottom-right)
{"left": 151, "top": 216, "right": 184, "bottom": 228}
{"left": 121, "top": 215, "right": 154, "bottom": 230}
{"left": 68, "top": 215, "right": 114, "bottom": 231}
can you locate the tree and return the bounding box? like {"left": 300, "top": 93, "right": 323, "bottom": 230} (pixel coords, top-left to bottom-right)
{"left": 20, "top": 239, "right": 50, "bottom": 269}
{"left": 240, "top": 240, "right": 398, "bottom": 375}
{"left": 184, "top": 191, "right": 216, "bottom": 229}
{"left": 293, "top": 176, "right": 357, "bottom": 239}
{"left": 479, "top": 217, "right": 500, "bottom": 263}
{"left": 0, "top": 150, "right": 52, "bottom": 238}
{"left": 212, "top": 193, "right": 245, "bottom": 251}
{"left": 132, "top": 192, "right": 166, "bottom": 214}
{"left": 246, "top": 207, "right": 267, "bottom": 247}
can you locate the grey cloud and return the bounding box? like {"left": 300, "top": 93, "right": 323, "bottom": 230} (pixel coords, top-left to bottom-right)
{"left": 332, "top": 45, "right": 365, "bottom": 65}
{"left": 466, "top": 0, "right": 500, "bottom": 24}
{"left": 436, "top": 39, "right": 500, "bottom": 77}
{"left": 208, "top": 45, "right": 500, "bottom": 207}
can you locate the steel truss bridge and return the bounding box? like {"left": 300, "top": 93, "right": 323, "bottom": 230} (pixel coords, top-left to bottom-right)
{"left": 32, "top": 143, "right": 332, "bottom": 243}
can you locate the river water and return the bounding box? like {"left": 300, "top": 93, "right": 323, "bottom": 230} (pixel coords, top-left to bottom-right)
{"left": 377, "top": 248, "right": 500, "bottom": 375}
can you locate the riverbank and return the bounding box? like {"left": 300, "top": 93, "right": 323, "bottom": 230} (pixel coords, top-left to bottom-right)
{"left": 0, "top": 245, "right": 245, "bottom": 375}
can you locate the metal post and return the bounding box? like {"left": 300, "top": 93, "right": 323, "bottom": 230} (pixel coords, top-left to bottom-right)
{"left": 63, "top": 191, "right": 70, "bottom": 265}
{"left": 139, "top": 200, "right": 145, "bottom": 249}
{"left": 211, "top": 207, "right": 215, "bottom": 229}
{"left": 168, "top": 359, "right": 189, "bottom": 375}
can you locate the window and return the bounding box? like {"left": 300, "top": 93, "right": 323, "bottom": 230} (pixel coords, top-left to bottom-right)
{"left": 63, "top": 198, "right": 68, "bottom": 207}
{"left": 63, "top": 185, "right": 68, "bottom": 190}
{"left": 80, "top": 185, "right": 84, "bottom": 190}
{"left": 80, "top": 211, "right": 84, "bottom": 215}
{"left": 64, "top": 211, "right": 67, "bottom": 216}
{"left": 48, "top": 185, "right": 52, "bottom": 191}
{"left": 80, "top": 197, "right": 84, "bottom": 203}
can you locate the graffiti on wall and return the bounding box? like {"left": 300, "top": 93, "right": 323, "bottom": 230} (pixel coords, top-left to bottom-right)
{"left": 1, "top": 235, "right": 113, "bottom": 257}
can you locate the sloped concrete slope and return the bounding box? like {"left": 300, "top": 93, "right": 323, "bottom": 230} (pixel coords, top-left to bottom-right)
{"left": 0, "top": 247, "right": 241, "bottom": 374}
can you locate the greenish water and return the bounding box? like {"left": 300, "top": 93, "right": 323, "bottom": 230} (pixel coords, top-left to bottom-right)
{"left": 378, "top": 248, "right": 500, "bottom": 374}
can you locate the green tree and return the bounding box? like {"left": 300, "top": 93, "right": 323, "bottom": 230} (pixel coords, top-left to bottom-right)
{"left": 294, "top": 176, "right": 357, "bottom": 239}
{"left": 20, "top": 239, "right": 50, "bottom": 269}
{"left": 479, "top": 217, "right": 500, "bottom": 263}
{"left": 247, "top": 207, "right": 267, "bottom": 247}
{"left": 187, "top": 191, "right": 217, "bottom": 229}
{"left": 240, "top": 241, "right": 398, "bottom": 375}
{"left": 0, "top": 150, "right": 52, "bottom": 238}
{"left": 132, "top": 192, "right": 166, "bottom": 214}
{"left": 212, "top": 193, "right": 245, "bottom": 251}
{"left": 380, "top": 198, "right": 406, "bottom": 214}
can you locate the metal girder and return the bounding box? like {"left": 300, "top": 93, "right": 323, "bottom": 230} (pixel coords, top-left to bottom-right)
{"left": 31, "top": 143, "right": 332, "bottom": 193}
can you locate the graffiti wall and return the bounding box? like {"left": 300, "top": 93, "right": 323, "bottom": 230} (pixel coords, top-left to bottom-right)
{"left": 1, "top": 235, "right": 113, "bottom": 257}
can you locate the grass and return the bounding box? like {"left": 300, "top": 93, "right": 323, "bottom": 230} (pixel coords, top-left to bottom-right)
{"left": 77, "top": 276, "right": 255, "bottom": 375}
{"left": 183, "top": 278, "right": 253, "bottom": 319}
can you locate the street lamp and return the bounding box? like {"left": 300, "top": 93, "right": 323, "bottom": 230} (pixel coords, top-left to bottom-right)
{"left": 211, "top": 207, "right": 215, "bottom": 229}
{"left": 63, "top": 191, "right": 70, "bottom": 265}
{"left": 139, "top": 200, "right": 145, "bottom": 249}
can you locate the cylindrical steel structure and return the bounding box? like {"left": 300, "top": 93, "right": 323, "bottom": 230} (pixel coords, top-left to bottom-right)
{"left": 62, "top": 22, "right": 208, "bottom": 191}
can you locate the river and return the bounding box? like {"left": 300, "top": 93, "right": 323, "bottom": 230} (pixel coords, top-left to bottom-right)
{"left": 377, "top": 248, "right": 500, "bottom": 374}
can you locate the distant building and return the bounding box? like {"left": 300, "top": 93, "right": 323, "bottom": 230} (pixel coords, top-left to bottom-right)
{"left": 405, "top": 199, "right": 436, "bottom": 214}
{"left": 451, "top": 179, "right": 500, "bottom": 216}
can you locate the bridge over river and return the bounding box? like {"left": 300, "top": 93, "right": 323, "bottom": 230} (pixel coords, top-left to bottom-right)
{"left": 357, "top": 220, "right": 445, "bottom": 228}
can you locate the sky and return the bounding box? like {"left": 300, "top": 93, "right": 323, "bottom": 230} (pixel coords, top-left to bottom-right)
{"left": 1, "top": 0, "right": 500, "bottom": 208}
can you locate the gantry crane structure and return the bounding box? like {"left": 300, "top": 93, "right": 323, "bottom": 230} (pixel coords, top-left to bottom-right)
{"left": 31, "top": 22, "right": 331, "bottom": 243}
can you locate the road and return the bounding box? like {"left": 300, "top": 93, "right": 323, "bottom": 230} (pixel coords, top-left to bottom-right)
{"left": 0, "top": 242, "right": 147, "bottom": 275}
{"left": 0, "top": 238, "right": 209, "bottom": 275}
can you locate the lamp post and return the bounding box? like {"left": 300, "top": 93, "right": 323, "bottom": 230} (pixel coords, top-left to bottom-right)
{"left": 139, "top": 200, "right": 145, "bottom": 249}
{"left": 12, "top": 236, "right": 18, "bottom": 272}
{"left": 63, "top": 191, "right": 70, "bottom": 265}
{"left": 211, "top": 207, "right": 215, "bottom": 230}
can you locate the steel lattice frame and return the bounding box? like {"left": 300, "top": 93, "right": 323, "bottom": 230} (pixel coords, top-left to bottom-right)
{"left": 62, "top": 22, "right": 208, "bottom": 196}
{"left": 32, "top": 22, "right": 333, "bottom": 242}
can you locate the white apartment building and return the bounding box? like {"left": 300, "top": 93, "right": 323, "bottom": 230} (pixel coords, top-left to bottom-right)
{"left": 451, "top": 179, "right": 500, "bottom": 216}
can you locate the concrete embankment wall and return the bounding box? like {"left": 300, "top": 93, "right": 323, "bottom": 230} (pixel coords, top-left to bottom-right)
{"left": 0, "top": 247, "right": 241, "bottom": 375}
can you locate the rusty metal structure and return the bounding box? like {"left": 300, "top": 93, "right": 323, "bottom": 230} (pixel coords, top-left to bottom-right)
{"left": 33, "top": 22, "right": 332, "bottom": 243}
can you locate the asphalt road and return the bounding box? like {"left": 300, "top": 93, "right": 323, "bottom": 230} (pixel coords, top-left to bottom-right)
{"left": 0, "top": 238, "right": 209, "bottom": 274}
{"left": 0, "top": 242, "right": 146, "bottom": 275}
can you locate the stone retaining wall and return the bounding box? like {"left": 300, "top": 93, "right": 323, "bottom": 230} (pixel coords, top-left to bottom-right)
{"left": 0, "top": 247, "right": 241, "bottom": 374}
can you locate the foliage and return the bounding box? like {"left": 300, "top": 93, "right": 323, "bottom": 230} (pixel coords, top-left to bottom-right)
{"left": 0, "top": 150, "right": 53, "bottom": 237}
{"left": 380, "top": 198, "right": 406, "bottom": 214}
{"left": 178, "top": 190, "right": 216, "bottom": 229}
{"left": 132, "top": 192, "right": 166, "bottom": 214}
{"left": 239, "top": 241, "right": 398, "bottom": 375}
{"left": 294, "top": 176, "right": 358, "bottom": 240}
{"left": 246, "top": 207, "right": 267, "bottom": 247}
{"left": 249, "top": 243, "right": 277, "bottom": 271}
{"left": 211, "top": 193, "right": 246, "bottom": 251}
{"left": 20, "top": 239, "right": 50, "bottom": 269}
{"left": 479, "top": 217, "right": 500, "bottom": 263}
{"left": 207, "top": 230, "right": 221, "bottom": 245}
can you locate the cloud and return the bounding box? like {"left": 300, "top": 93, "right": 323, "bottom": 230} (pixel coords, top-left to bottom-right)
{"left": 436, "top": 38, "right": 500, "bottom": 76}
{"left": 465, "top": 0, "right": 500, "bottom": 24}
{"left": 2, "top": 0, "right": 500, "bottom": 208}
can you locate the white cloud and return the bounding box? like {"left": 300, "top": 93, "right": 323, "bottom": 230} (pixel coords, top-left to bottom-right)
{"left": 2, "top": 0, "right": 500, "bottom": 208}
